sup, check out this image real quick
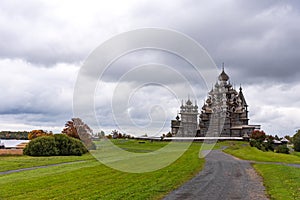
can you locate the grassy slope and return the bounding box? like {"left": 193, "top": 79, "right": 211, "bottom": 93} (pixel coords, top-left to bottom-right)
{"left": 223, "top": 141, "right": 300, "bottom": 200}
{"left": 223, "top": 141, "right": 300, "bottom": 163}
{"left": 0, "top": 153, "right": 94, "bottom": 172}
{"left": 0, "top": 140, "right": 204, "bottom": 200}
{"left": 253, "top": 164, "right": 300, "bottom": 200}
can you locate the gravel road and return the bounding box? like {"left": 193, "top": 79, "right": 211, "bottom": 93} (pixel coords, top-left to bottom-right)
{"left": 163, "top": 150, "right": 269, "bottom": 200}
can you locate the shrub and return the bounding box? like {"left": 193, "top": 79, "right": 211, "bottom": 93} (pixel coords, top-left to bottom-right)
{"left": 249, "top": 139, "right": 257, "bottom": 147}
{"left": 23, "top": 134, "right": 88, "bottom": 156}
{"left": 23, "top": 136, "right": 58, "bottom": 156}
{"left": 275, "top": 145, "right": 290, "bottom": 154}
{"left": 250, "top": 139, "right": 263, "bottom": 150}
{"left": 54, "top": 134, "right": 88, "bottom": 156}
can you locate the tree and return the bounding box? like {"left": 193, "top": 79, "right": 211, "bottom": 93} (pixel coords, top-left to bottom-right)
{"left": 28, "top": 130, "right": 52, "bottom": 140}
{"left": 293, "top": 130, "right": 300, "bottom": 152}
{"left": 62, "top": 118, "right": 96, "bottom": 150}
{"left": 250, "top": 130, "right": 266, "bottom": 142}
{"left": 284, "top": 135, "right": 292, "bottom": 143}
{"left": 249, "top": 130, "right": 275, "bottom": 151}
{"left": 96, "top": 130, "right": 105, "bottom": 138}
{"left": 62, "top": 120, "right": 80, "bottom": 139}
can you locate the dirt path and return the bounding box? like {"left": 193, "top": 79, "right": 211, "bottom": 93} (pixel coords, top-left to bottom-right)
{"left": 163, "top": 150, "right": 269, "bottom": 200}
{"left": 0, "top": 160, "right": 86, "bottom": 175}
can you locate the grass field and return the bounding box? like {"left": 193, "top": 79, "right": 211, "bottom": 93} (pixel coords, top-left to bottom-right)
{"left": 223, "top": 141, "right": 300, "bottom": 163}
{"left": 253, "top": 164, "right": 300, "bottom": 200}
{"left": 0, "top": 154, "right": 94, "bottom": 172}
{"left": 1, "top": 140, "right": 299, "bottom": 200}
{"left": 223, "top": 141, "right": 300, "bottom": 200}
{"left": 0, "top": 140, "right": 204, "bottom": 200}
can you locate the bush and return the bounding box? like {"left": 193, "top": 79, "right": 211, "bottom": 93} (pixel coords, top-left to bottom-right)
{"left": 250, "top": 137, "right": 275, "bottom": 152}
{"left": 23, "top": 136, "right": 58, "bottom": 156}
{"left": 250, "top": 139, "right": 263, "bottom": 150}
{"left": 275, "top": 145, "right": 290, "bottom": 154}
{"left": 23, "top": 134, "right": 88, "bottom": 156}
{"left": 249, "top": 139, "right": 258, "bottom": 147}
{"left": 54, "top": 134, "right": 88, "bottom": 156}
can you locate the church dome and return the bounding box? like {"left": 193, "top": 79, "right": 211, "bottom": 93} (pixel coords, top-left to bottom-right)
{"left": 206, "top": 98, "right": 211, "bottom": 104}
{"left": 186, "top": 99, "right": 192, "bottom": 105}
{"left": 218, "top": 69, "right": 229, "bottom": 81}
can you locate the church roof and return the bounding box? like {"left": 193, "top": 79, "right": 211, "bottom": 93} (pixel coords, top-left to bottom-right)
{"left": 238, "top": 86, "right": 248, "bottom": 106}
{"left": 218, "top": 68, "right": 229, "bottom": 81}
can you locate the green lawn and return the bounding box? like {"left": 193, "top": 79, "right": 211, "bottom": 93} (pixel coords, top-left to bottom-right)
{"left": 111, "top": 139, "right": 169, "bottom": 152}
{"left": 253, "top": 164, "right": 300, "bottom": 200}
{"left": 2, "top": 140, "right": 299, "bottom": 200}
{"left": 223, "top": 141, "right": 300, "bottom": 164}
{"left": 0, "top": 153, "right": 94, "bottom": 172}
{"left": 0, "top": 140, "right": 204, "bottom": 200}
{"left": 292, "top": 151, "right": 300, "bottom": 157}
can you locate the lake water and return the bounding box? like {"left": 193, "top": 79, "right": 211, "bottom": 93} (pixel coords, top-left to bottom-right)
{"left": 0, "top": 139, "right": 29, "bottom": 148}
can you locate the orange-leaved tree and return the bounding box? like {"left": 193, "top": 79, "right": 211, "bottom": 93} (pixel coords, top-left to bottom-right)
{"left": 62, "top": 118, "right": 96, "bottom": 150}
{"left": 28, "top": 130, "right": 53, "bottom": 140}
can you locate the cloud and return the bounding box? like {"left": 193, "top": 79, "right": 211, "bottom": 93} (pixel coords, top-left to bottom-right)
{"left": 0, "top": 58, "right": 79, "bottom": 130}
{"left": 128, "top": 0, "right": 300, "bottom": 83}
{"left": 0, "top": 0, "right": 141, "bottom": 64}
{"left": 0, "top": 0, "right": 300, "bottom": 136}
{"left": 244, "top": 83, "right": 300, "bottom": 135}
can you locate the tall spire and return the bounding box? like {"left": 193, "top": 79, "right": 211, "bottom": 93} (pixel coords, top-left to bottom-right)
{"left": 238, "top": 84, "right": 247, "bottom": 106}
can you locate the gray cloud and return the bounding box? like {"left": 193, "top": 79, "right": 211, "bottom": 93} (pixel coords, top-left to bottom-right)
{"left": 129, "top": 0, "right": 300, "bottom": 83}
{"left": 0, "top": 0, "right": 300, "bottom": 136}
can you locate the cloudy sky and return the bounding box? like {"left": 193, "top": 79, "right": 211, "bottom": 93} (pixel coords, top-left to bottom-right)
{"left": 0, "top": 0, "right": 300, "bottom": 137}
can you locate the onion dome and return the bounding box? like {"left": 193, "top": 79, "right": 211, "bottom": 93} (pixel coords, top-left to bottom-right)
{"left": 218, "top": 68, "right": 229, "bottom": 81}
{"left": 206, "top": 98, "right": 211, "bottom": 104}
{"left": 186, "top": 99, "right": 192, "bottom": 105}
